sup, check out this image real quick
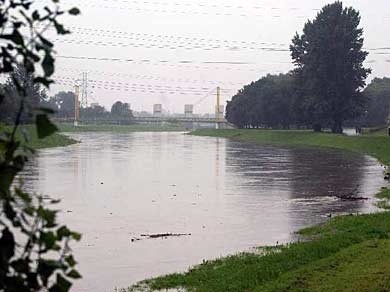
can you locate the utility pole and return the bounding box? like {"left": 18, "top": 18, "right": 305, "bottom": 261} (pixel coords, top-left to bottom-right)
{"left": 81, "top": 72, "right": 88, "bottom": 108}
{"left": 216, "top": 86, "right": 221, "bottom": 129}
{"left": 74, "top": 85, "right": 80, "bottom": 127}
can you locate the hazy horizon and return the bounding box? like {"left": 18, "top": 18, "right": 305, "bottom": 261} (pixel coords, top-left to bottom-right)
{"left": 49, "top": 0, "right": 390, "bottom": 114}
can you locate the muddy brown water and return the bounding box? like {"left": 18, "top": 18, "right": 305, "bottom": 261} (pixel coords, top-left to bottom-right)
{"left": 22, "top": 132, "right": 386, "bottom": 292}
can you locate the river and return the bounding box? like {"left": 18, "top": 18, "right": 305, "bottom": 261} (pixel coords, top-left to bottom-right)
{"left": 23, "top": 132, "right": 386, "bottom": 292}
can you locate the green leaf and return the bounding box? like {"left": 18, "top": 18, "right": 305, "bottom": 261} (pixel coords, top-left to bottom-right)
{"left": 57, "top": 226, "right": 71, "bottom": 240}
{"left": 70, "top": 231, "right": 82, "bottom": 241}
{"left": 37, "top": 206, "right": 57, "bottom": 227}
{"left": 68, "top": 7, "right": 80, "bottom": 15}
{"left": 65, "top": 255, "right": 76, "bottom": 267}
{"left": 32, "top": 11, "right": 40, "bottom": 21}
{"left": 15, "top": 188, "right": 32, "bottom": 203}
{"left": 38, "top": 259, "right": 64, "bottom": 286}
{"left": 34, "top": 76, "right": 54, "bottom": 87}
{"left": 53, "top": 21, "right": 70, "bottom": 35}
{"left": 39, "top": 35, "right": 54, "bottom": 49}
{"left": 0, "top": 166, "right": 17, "bottom": 190}
{"left": 36, "top": 106, "right": 56, "bottom": 115}
{"left": 49, "top": 274, "right": 72, "bottom": 292}
{"left": 40, "top": 231, "right": 56, "bottom": 249}
{"left": 2, "top": 30, "right": 25, "bottom": 46}
{"left": 35, "top": 114, "right": 58, "bottom": 139}
{"left": 67, "top": 269, "right": 82, "bottom": 279}
{"left": 0, "top": 228, "right": 15, "bottom": 261}
{"left": 42, "top": 51, "right": 55, "bottom": 76}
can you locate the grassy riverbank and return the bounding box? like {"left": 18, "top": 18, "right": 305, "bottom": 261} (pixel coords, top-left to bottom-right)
{"left": 0, "top": 125, "right": 77, "bottom": 149}
{"left": 127, "top": 129, "right": 390, "bottom": 292}
{"left": 58, "top": 123, "right": 187, "bottom": 133}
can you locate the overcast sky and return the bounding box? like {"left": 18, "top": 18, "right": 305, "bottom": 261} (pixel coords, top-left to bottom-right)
{"left": 49, "top": 0, "right": 390, "bottom": 114}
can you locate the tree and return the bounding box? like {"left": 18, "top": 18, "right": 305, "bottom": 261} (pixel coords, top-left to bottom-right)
{"left": 51, "top": 91, "right": 76, "bottom": 118}
{"left": 290, "top": 1, "right": 371, "bottom": 133}
{"left": 81, "top": 104, "right": 110, "bottom": 120}
{"left": 111, "top": 101, "right": 132, "bottom": 117}
{"left": 362, "top": 77, "right": 390, "bottom": 127}
{"left": 0, "top": 1, "right": 81, "bottom": 291}
{"left": 226, "top": 73, "right": 297, "bottom": 129}
{"left": 0, "top": 66, "right": 49, "bottom": 124}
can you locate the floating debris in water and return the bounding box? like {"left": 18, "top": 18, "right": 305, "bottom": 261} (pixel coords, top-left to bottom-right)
{"left": 131, "top": 233, "right": 191, "bottom": 242}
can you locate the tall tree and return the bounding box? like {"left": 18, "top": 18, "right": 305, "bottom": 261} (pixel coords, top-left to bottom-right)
{"left": 226, "top": 73, "right": 297, "bottom": 129}
{"left": 0, "top": 66, "right": 48, "bottom": 124}
{"left": 362, "top": 77, "right": 390, "bottom": 126}
{"left": 290, "top": 1, "right": 371, "bottom": 133}
{"left": 111, "top": 101, "right": 132, "bottom": 118}
{"left": 52, "top": 91, "right": 76, "bottom": 118}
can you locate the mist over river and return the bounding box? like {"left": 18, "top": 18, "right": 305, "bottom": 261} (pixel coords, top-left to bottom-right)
{"left": 22, "top": 132, "right": 386, "bottom": 292}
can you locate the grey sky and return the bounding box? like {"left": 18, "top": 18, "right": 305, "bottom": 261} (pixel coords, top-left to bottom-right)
{"left": 50, "top": 0, "right": 390, "bottom": 113}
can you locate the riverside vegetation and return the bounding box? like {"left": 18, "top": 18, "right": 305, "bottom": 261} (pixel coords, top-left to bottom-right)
{"left": 126, "top": 128, "right": 390, "bottom": 292}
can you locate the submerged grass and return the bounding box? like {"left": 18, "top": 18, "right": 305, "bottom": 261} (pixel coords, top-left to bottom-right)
{"left": 126, "top": 129, "right": 390, "bottom": 292}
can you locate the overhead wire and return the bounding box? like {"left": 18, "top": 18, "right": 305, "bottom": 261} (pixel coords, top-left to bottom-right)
{"left": 49, "top": 26, "right": 390, "bottom": 54}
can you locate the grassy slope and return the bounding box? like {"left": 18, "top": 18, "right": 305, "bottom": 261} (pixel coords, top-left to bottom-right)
{"left": 1, "top": 125, "right": 77, "bottom": 149}
{"left": 128, "top": 129, "right": 390, "bottom": 292}
{"left": 58, "top": 123, "right": 186, "bottom": 133}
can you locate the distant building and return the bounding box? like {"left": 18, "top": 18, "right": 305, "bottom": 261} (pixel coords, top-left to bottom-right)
{"left": 184, "top": 104, "right": 194, "bottom": 116}
{"left": 90, "top": 102, "right": 100, "bottom": 109}
{"left": 153, "top": 104, "right": 162, "bottom": 116}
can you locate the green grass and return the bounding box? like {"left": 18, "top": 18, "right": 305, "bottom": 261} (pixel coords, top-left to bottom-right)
{"left": 376, "top": 188, "right": 390, "bottom": 210}
{"left": 58, "top": 123, "right": 187, "bottom": 133}
{"left": 125, "top": 129, "right": 390, "bottom": 292}
{"left": 1, "top": 124, "right": 77, "bottom": 149}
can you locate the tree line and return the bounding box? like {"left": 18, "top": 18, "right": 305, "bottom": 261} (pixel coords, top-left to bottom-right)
{"left": 226, "top": 2, "right": 390, "bottom": 133}
{"left": 0, "top": 66, "right": 133, "bottom": 124}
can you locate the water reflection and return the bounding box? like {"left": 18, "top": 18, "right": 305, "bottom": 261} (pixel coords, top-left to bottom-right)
{"left": 22, "top": 132, "right": 385, "bottom": 292}
{"left": 224, "top": 140, "right": 383, "bottom": 229}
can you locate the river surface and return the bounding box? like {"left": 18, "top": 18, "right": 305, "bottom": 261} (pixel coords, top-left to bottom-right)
{"left": 23, "top": 132, "right": 386, "bottom": 292}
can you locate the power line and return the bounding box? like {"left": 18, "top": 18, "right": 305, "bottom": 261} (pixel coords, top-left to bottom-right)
{"left": 53, "top": 79, "right": 234, "bottom": 96}
{"left": 55, "top": 55, "right": 292, "bottom": 73}
{"left": 47, "top": 26, "right": 390, "bottom": 54}
{"left": 53, "top": 38, "right": 290, "bottom": 53}
{"left": 68, "top": 2, "right": 388, "bottom": 21}
{"left": 54, "top": 75, "right": 232, "bottom": 93}
{"left": 54, "top": 26, "right": 289, "bottom": 48}
{"left": 55, "top": 67, "right": 244, "bottom": 86}
{"left": 95, "top": 0, "right": 310, "bottom": 12}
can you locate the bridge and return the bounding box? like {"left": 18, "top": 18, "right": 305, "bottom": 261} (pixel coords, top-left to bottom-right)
{"left": 132, "top": 116, "right": 234, "bottom": 129}
{"left": 72, "top": 86, "right": 233, "bottom": 129}
{"left": 56, "top": 116, "right": 233, "bottom": 129}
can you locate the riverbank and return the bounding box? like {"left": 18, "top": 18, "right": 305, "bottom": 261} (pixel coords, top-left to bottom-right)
{"left": 128, "top": 129, "right": 390, "bottom": 292}
{"left": 0, "top": 125, "right": 77, "bottom": 149}
{"left": 58, "top": 123, "right": 187, "bottom": 133}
